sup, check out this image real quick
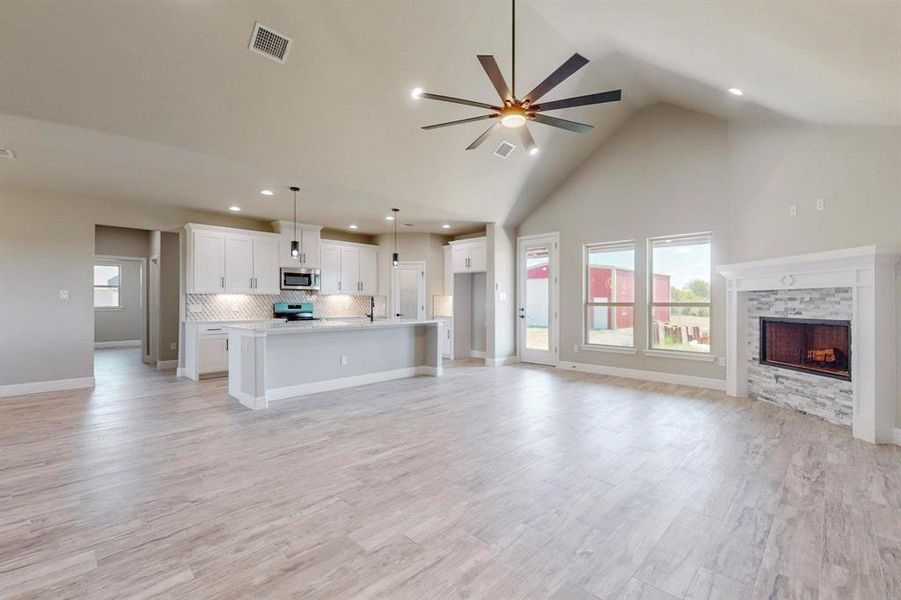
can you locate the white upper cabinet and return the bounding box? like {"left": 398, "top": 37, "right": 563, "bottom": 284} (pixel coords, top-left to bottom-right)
{"left": 252, "top": 236, "right": 281, "bottom": 294}
{"left": 271, "top": 221, "right": 322, "bottom": 268}
{"left": 449, "top": 237, "right": 487, "bottom": 273}
{"left": 186, "top": 224, "right": 282, "bottom": 294}
{"left": 319, "top": 242, "right": 341, "bottom": 294}
{"left": 190, "top": 229, "right": 226, "bottom": 293}
{"left": 319, "top": 240, "right": 379, "bottom": 295}
{"left": 340, "top": 246, "right": 360, "bottom": 294}
{"left": 359, "top": 246, "right": 378, "bottom": 295}
{"left": 225, "top": 234, "right": 255, "bottom": 293}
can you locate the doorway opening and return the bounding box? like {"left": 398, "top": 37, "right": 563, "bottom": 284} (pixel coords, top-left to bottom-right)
{"left": 93, "top": 225, "right": 179, "bottom": 382}
{"left": 391, "top": 261, "right": 426, "bottom": 319}
{"left": 517, "top": 232, "right": 559, "bottom": 366}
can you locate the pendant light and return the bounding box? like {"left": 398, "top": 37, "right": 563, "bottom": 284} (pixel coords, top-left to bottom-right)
{"left": 391, "top": 208, "right": 400, "bottom": 266}
{"left": 290, "top": 186, "right": 300, "bottom": 259}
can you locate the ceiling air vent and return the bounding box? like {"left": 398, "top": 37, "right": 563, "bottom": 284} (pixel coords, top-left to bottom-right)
{"left": 493, "top": 141, "right": 516, "bottom": 159}
{"left": 0, "top": 148, "right": 15, "bottom": 159}
{"left": 249, "top": 22, "right": 292, "bottom": 64}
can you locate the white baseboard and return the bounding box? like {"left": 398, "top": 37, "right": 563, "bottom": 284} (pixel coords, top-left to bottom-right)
{"left": 156, "top": 360, "right": 178, "bottom": 370}
{"left": 266, "top": 365, "right": 439, "bottom": 402}
{"left": 893, "top": 427, "right": 901, "bottom": 446}
{"left": 95, "top": 339, "right": 141, "bottom": 349}
{"left": 557, "top": 361, "right": 726, "bottom": 391}
{"left": 0, "top": 376, "right": 95, "bottom": 398}
{"left": 486, "top": 355, "right": 518, "bottom": 367}
{"left": 470, "top": 350, "right": 487, "bottom": 359}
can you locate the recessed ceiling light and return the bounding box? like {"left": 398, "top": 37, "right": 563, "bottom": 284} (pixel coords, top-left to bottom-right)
{"left": 229, "top": 206, "right": 241, "bottom": 212}
{"left": 728, "top": 88, "right": 744, "bottom": 96}
{"left": 385, "top": 215, "right": 395, "bottom": 221}
{"left": 411, "top": 87, "right": 423, "bottom": 99}
{"left": 348, "top": 224, "right": 358, "bottom": 229}
{"left": 260, "top": 189, "right": 274, "bottom": 196}
{"left": 529, "top": 147, "right": 539, "bottom": 156}
{"left": 441, "top": 224, "right": 451, "bottom": 229}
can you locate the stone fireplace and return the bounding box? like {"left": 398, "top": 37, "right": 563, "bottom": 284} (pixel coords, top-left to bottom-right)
{"left": 718, "top": 246, "right": 898, "bottom": 444}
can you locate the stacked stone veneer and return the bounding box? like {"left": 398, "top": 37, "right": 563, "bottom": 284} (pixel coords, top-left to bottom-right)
{"left": 186, "top": 292, "right": 386, "bottom": 322}
{"left": 747, "top": 287, "right": 853, "bottom": 427}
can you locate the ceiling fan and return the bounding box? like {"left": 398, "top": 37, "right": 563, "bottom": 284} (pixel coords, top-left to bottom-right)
{"left": 414, "top": 0, "right": 622, "bottom": 153}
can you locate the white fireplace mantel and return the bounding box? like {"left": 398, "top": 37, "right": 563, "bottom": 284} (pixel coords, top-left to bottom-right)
{"left": 717, "top": 246, "right": 899, "bottom": 444}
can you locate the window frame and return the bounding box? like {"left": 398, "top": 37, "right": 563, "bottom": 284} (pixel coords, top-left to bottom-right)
{"left": 582, "top": 239, "right": 637, "bottom": 349}
{"left": 647, "top": 232, "right": 712, "bottom": 354}
{"left": 94, "top": 261, "right": 124, "bottom": 310}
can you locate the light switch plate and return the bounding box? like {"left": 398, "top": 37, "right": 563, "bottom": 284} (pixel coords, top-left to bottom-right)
{"left": 816, "top": 197, "right": 825, "bottom": 211}
{"left": 340, "top": 355, "right": 348, "bottom": 366}
{"left": 789, "top": 205, "right": 798, "bottom": 217}
{"left": 59, "top": 289, "right": 69, "bottom": 300}
{"left": 718, "top": 357, "right": 726, "bottom": 367}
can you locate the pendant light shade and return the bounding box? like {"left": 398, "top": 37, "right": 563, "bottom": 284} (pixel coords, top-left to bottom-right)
{"left": 391, "top": 208, "right": 400, "bottom": 266}
{"left": 290, "top": 186, "right": 300, "bottom": 258}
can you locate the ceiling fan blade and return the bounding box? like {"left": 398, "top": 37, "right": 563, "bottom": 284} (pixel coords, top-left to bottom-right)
{"left": 422, "top": 114, "right": 498, "bottom": 130}
{"left": 477, "top": 55, "right": 513, "bottom": 102}
{"left": 530, "top": 113, "right": 593, "bottom": 133}
{"left": 466, "top": 122, "right": 501, "bottom": 150}
{"left": 532, "top": 90, "right": 622, "bottom": 112}
{"left": 419, "top": 92, "right": 499, "bottom": 111}
{"left": 523, "top": 53, "right": 589, "bottom": 103}
{"left": 518, "top": 125, "right": 536, "bottom": 153}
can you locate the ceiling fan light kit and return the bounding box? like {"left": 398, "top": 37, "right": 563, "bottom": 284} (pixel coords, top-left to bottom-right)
{"left": 415, "top": 0, "right": 622, "bottom": 151}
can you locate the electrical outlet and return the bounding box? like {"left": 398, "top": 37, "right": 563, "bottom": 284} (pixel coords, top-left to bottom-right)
{"left": 816, "top": 197, "right": 825, "bottom": 211}
{"left": 573, "top": 344, "right": 580, "bottom": 353}
{"left": 718, "top": 357, "right": 726, "bottom": 367}
{"left": 59, "top": 289, "right": 69, "bottom": 300}
{"left": 789, "top": 205, "right": 798, "bottom": 217}
{"left": 189, "top": 304, "right": 203, "bottom": 314}
{"left": 170, "top": 343, "right": 177, "bottom": 351}
{"left": 340, "top": 355, "right": 348, "bottom": 366}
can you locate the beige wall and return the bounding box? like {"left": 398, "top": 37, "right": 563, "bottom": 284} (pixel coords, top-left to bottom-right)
{"left": 519, "top": 104, "right": 731, "bottom": 380}
{"left": 375, "top": 233, "right": 450, "bottom": 317}
{"left": 0, "top": 186, "right": 269, "bottom": 388}
{"left": 518, "top": 103, "right": 900, "bottom": 426}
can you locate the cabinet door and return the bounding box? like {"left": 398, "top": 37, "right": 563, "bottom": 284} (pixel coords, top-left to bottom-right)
{"left": 319, "top": 243, "right": 341, "bottom": 294}
{"left": 359, "top": 246, "right": 378, "bottom": 295}
{"left": 468, "top": 241, "right": 487, "bottom": 272}
{"left": 191, "top": 230, "right": 225, "bottom": 293}
{"left": 253, "top": 236, "right": 280, "bottom": 294}
{"left": 340, "top": 246, "right": 360, "bottom": 294}
{"left": 451, "top": 245, "right": 469, "bottom": 273}
{"left": 300, "top": 228, "right": 321, "bottom": 268}
{"left": 225, "top": 235, "right": 254, "bottom": 293}
{"left": 198, "top": 335, "right": 228, "bottom": 373}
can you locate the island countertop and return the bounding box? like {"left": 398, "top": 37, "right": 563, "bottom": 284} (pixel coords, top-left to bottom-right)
{"left": 223, "top": 317, "right": 441, "bottom": 335}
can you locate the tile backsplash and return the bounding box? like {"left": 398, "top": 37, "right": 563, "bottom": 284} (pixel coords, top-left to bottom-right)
{"left": 186, "top": 292, "right": 386, "bottom": 322}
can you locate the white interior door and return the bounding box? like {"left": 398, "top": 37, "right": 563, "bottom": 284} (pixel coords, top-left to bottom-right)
{"left": 392, "top": 262, "right": 425, "bottom": 319}
{"left": 517, "top": 233, "right": 559, "bottom": 366}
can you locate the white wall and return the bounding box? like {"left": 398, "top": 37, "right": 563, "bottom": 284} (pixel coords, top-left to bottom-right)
{"left": 486, "top": 224, "right": 517, "bottom": 362}
{"left": 0, "top": 186, "right": 269, "bottom": 390}
{"left": 518, "top": 103, "right": 901, "bottom": 425}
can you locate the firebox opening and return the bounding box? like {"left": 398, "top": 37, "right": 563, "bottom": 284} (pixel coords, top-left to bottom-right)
{"left": 759, "top": 317, "right": 851, "bottom": 381}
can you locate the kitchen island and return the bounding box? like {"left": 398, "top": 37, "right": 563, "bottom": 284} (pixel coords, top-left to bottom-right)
{"left": 224, "top": 319, "right": 443, "bottom": 410}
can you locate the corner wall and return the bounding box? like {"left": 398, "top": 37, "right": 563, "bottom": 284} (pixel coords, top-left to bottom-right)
{"left": 0, "top": 186, "right": 269, "bottom": 390}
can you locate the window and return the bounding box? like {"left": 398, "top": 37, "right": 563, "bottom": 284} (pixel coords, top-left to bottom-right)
{"left": 648, "top": 233, "right": 711, "bottom": 353}
{"left": 94, "top": 263, "right": 122, "bottom": 308}
{"left": 584, "top": 241, "right": 635, "bottom": 348}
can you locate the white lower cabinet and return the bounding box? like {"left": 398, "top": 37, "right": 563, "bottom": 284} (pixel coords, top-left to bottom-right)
{"left": 438, "top": 317, "right": 454, "bottom": 358}
{"left": 198, "top": 334, "right": 228, "bottom": 374}
{"left": 319, "top": 240, "right": 379, "bottom": 295}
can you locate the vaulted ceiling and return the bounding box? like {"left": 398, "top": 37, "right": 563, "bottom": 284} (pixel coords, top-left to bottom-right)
{"left": 1, "top": 1, "right": 897, "bottom": 233}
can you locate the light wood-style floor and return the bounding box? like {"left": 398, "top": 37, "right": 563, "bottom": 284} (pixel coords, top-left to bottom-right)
{"left": 2, "top": 348, "right": 899, "bottom": 599}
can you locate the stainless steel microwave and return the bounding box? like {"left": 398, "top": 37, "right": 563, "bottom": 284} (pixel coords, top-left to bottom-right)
{"left": 280, "top": 267, "right": 320, "bottom": 291}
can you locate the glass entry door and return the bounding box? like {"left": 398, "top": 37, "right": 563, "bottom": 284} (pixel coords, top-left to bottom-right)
{"left": 517, "top": 234, "right": 558, "bottom": 366}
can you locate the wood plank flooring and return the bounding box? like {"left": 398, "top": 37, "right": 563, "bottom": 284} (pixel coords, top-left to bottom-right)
{"left": 1, "top": 348, "right": 899, "bottom": 599}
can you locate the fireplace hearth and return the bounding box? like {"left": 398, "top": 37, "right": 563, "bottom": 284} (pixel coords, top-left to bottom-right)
{"left": 759, "top": 317, "right": 850, "bottom": 381}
